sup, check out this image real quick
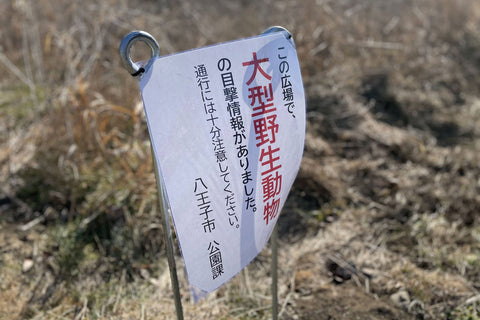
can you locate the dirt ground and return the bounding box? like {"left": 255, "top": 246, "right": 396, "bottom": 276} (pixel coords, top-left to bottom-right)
{"left": 295, "top": 285, "right": 409, "bottom": 320}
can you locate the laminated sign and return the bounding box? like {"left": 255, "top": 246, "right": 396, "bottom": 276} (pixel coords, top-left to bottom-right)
{"left": 140, "top": 31, "right": 305, "bottom": 293}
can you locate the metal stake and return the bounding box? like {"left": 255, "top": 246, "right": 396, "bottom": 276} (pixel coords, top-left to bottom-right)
{"left": 271, "top": 224, "right": 279, "bottom": 320}
{"left": 121, "top": 28, "right": 296, "bottom": 320}
{"left": 261, "top": 26, "right": 293, "bottom": 320}
{"left": 120, "top": 31, "right": 184, "bottom": 320}
{"left": 152, "top": 153, "right": 184, "bottom": 320}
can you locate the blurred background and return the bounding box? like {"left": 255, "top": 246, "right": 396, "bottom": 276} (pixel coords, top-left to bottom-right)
{"left": 1, "top": 0, "right": 479, "bottom": 319}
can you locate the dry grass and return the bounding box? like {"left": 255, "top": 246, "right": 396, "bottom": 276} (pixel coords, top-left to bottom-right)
{"left": 1, "top": 0, "right": 480, "bottom": 319}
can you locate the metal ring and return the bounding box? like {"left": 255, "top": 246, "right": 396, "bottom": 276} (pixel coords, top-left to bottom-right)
{"left": 119, "top": 31, "right": 160, "bottom": 76}
{"left": 262, "top": 26, "right": 292, "bottom": 39}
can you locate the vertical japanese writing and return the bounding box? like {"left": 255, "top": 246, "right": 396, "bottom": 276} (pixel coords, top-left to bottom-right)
{"left": 194, "top": 177, "right": 215, "bottom": 233}
{"left": 277, "top": 47, "right": 296, "bottom": 117}
{"left": 242, "top": 52, "right": 283, "bottom": 225}
{"left": 218, "top": 58, "right": 256, "bottom": 221}
{"left": 195, "top": 64, "right": 238, "bottom": 230}
{"left": 208, "top": 240, "right": 224, "bottom": 280}
{"left": 195, "top": 178, "right": 224, "bottom": 281}
{"left": 195, "top": 65, "right": 226, "bottom": 162}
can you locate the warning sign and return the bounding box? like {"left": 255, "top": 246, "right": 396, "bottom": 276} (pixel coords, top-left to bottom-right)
{"left": 140, "top": 32, "right": 305, "bottom": 293}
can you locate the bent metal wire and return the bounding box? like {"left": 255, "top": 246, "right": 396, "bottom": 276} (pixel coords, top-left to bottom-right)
{"left": 119, "top": 27, "right": 292, "bottom": 77}
{"left": 119, "top": 30, "right": 160, "bottom": 76}
{"left": 119, "top": 30, "right": 183, "bottom": 320}
{"left": 260, "top": 26, "right": 292, "bottom": 320}
{"left": 119, "top": 26, "right": 292, "bottom": 320}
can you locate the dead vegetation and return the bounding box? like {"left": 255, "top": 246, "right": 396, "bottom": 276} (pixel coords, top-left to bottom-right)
{"left": 1, "top": 0, "right": 480, "bottom": 319}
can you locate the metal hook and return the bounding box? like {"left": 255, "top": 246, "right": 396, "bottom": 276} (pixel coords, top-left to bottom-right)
{"left": 119, "top": 31, "right": 160, "bottom": 76}
{"left": 262, "top": 26, "right": 292, "bottom": 39}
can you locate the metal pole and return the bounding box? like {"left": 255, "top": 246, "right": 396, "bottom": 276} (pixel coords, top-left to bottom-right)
{"left": 260, "top": 27, "right": 292, "bottom": 320}
{"left": 271, "top": 224, "right": 278, "bottom": 320}
{"left": 152, "top": 152, "right": 184, "bottom": 320}
{"left": 120, "top": 31, "right": 184, "bottom": 320}
{"left": 121, "top": 28, "right": 296, "bottom": 320}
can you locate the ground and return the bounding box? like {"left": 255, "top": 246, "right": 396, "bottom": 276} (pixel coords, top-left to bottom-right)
{"left": 1, "top": 0, "right": 480, "bottom": 319}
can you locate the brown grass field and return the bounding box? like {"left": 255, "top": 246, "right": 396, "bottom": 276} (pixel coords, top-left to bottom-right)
{"left": 1, "top": 0, "right": 480, "bottom": 319}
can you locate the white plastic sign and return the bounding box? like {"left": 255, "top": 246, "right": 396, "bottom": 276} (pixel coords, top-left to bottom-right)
{"left": 140, "top": 32, "right": 305, "bottom": 293}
